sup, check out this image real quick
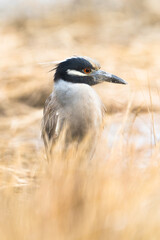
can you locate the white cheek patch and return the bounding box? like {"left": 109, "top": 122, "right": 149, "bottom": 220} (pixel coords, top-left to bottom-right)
{"left": 67, "top": 69, "right": 86, "bottom": 77}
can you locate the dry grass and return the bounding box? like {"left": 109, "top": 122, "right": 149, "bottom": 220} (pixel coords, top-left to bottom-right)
{"left": 0, "top": 3, "right": 160, "bottom": 239}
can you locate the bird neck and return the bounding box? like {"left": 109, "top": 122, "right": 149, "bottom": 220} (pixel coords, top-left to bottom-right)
{"left": 54, "top": 79, "right": 100, "bottom": 107}
{"left": 54, "top": 79, "right": 74, "bottom": 93}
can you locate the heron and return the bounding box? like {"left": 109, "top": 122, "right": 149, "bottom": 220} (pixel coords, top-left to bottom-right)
{"left": 42, "top": 56, "right": 127, "bottom": 156}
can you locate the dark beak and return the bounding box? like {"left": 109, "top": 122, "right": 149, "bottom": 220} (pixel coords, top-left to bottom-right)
{"left": 93, "top": 70, "right": 127, "bottom": 85}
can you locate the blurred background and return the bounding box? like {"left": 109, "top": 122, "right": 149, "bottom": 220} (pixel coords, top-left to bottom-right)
{"left": 1, "top": 0, "right": 160, "bottom": 162}
{"left": 0, "top": 1, "right": 160, "bottom": 239}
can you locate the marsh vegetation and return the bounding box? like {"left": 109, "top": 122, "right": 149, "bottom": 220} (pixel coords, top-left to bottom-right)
{"left": 0, "top": 1, "right": 160, "bottom": 239}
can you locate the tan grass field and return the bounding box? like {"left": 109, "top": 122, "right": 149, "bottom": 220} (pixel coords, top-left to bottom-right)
{"left": 0, "top": 3, "right": 160, "bottom": 239}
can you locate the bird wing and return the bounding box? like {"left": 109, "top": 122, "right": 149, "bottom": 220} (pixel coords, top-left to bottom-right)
{"left": 41, "top": 93, "right": 61, "bottom": 149}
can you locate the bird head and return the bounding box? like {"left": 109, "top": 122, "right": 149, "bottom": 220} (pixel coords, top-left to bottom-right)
{"left": 53, "top": 56, "right": 127, "bottom": 86}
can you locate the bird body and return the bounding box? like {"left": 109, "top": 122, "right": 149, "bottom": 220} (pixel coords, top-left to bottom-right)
{"left": 42, "top": 79, "right": 103, "bottom": 148}
{"left": 54, "top": 79, "right": 103, "bottom": 138}
{"left": 42, "top": 56, "right": 127, "bottom": 155}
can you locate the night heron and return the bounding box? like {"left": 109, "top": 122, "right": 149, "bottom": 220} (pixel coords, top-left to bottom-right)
{"left": 42, "top": 56, "right": 127, "bottom": 155}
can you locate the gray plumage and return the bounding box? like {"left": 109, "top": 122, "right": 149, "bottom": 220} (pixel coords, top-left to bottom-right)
{"left": 42, "top": 56, "right": 127, "bottom": 154}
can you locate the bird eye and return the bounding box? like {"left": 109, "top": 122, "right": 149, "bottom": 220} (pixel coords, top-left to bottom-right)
{"left": 83, "top": 68, "right": 91, "bottom": 74}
